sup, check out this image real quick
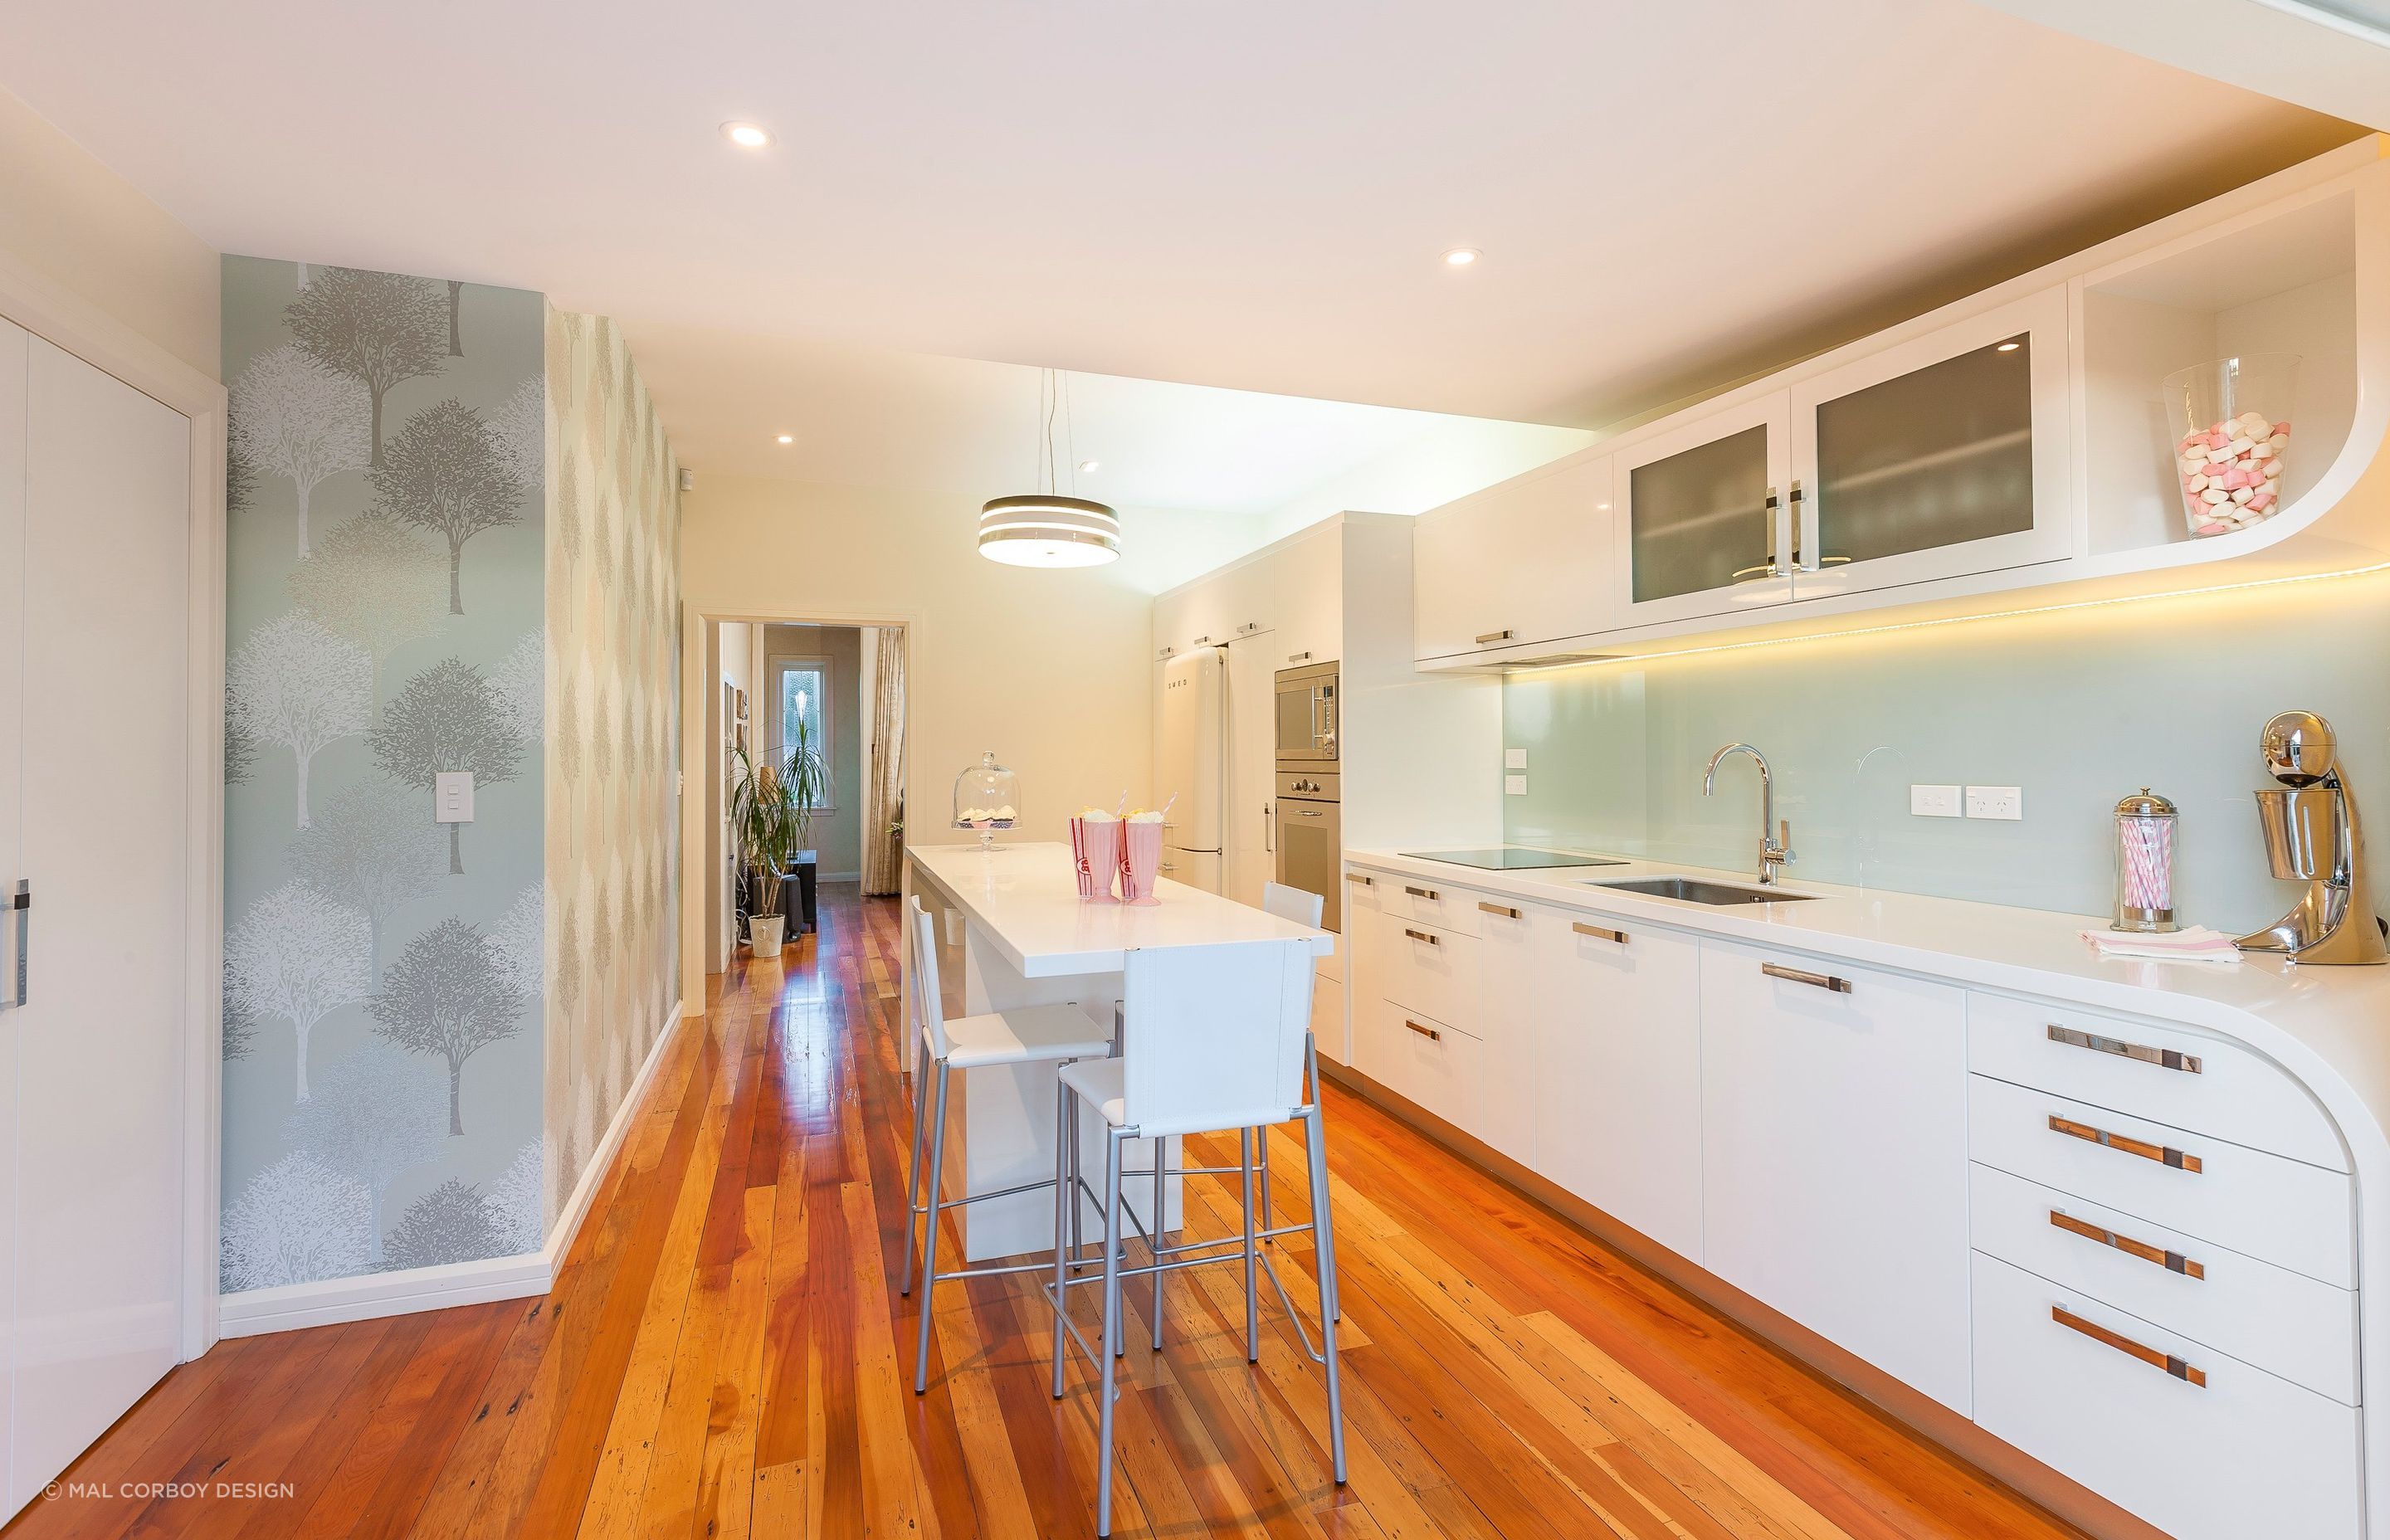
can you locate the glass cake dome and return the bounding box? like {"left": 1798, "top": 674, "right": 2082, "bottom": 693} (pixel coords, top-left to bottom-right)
{"left": 952, "top": 751, "right": 1020, "bottom": 850}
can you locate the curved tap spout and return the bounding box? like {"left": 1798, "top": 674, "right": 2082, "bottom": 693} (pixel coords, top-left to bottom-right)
{"left": 1704, "top": 743, "right": 1793, "bottom": 885}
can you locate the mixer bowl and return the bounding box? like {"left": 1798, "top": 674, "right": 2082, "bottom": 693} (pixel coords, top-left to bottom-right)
{"left": 2255, "top": 788, "right": 2339, "bottom": 882}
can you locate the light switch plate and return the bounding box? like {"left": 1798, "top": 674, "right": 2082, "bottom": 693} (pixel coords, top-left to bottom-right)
{"left": 1505, "top": 748, "right": 1529, "bottom": 770}
{"left": 1910, "top": 784, "right": 1962, "bottom": 818}
{"left": 434, "top": 771, "right": 476, "bottom": 824}
{"left": 1966, "top": 785, "right": 2023, "bottom": 821}
{"left": 1504, "top": 773, "right": 1529, "bottom": 797}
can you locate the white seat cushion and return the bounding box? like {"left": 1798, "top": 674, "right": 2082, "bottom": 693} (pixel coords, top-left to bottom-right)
{"left": 1059, "top": 1058, "right": 1129, "bottom": 1128}
{"left": 931, "top": 1004, "right": 1112, "bottom": 1070}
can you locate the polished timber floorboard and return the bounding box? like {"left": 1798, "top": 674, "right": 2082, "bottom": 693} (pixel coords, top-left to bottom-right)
{"left": 9, "top": 885, "right": 2089, "bottom": 1540}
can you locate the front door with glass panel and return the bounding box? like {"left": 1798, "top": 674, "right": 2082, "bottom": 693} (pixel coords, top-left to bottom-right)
{"left": 1614, "top": 394, "right": 1794, "bottom": 626}
{"left": 1789, "top": 285, "right": 2072, "bottom": 600}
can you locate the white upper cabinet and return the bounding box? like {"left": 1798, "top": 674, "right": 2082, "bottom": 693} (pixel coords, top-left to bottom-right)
{"left": 1273, "top": 525, "right": 1343, "bottom": 668}
{"left": 1613, "top": 396, "right": 1793, "bottom": 626}
{"left": 1788, "top": 285, "right": 2073, "bottom": 600}
{"left": 1152, "top": 587, "right": 1195, "bottom": 660}
{"left": 1413, "top": 454, "right": 1616, "bottom": 660}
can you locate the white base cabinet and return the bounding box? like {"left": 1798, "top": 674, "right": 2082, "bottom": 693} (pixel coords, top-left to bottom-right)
{"left": 1697, "top": 940, "right": 1973, "bottom": 1414}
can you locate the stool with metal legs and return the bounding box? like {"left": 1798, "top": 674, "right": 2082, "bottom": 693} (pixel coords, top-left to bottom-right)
{"left": 1046, "top": 937, "right": 1347, "bottom": 1537}
{"left": 899, "top": 895, "right": 1112, "bottom": 1396}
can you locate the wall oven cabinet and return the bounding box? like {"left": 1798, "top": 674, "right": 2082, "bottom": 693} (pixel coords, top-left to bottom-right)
{"left": 1788, "top": 285, "right": 2072, "bottom": 600}
{"left": 1614, "top": 395, "right": 1795, "bottom": 625}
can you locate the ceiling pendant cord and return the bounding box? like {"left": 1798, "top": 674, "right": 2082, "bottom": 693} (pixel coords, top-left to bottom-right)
{"left": 977, "top": 364, "right": 1119, "bottom": 568}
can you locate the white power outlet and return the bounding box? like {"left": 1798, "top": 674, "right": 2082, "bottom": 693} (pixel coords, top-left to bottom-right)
{"left": 1505, "top": 748, "right": 1529, "bottom": 770}
{"left": 1910, "top": 784, "right": 1962, "bottom": 818}
{"left": 1966, "top": 785, "right": 2023, "bottom": 821}
{"left": 1504, "top": 773, "right": 1529, "bottom": 797}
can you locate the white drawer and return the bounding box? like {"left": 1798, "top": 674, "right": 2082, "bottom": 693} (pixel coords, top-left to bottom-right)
{"left": 1355, "top": 996, "right": 1480, "bottom": 1133}
{"left": 1972, "top": 1251, "right": 2359, "bottom": 1540}
{"left": 1968, "top": 1075, "right": 2353, "bottom": 1287}
{"left": 1378, "top": 874, "right": 1485, "bottom": 936}
{"left": 1373, "top": 913, "right": 1479, "bottom": 1031}
{"left": 1969, "top": 1162, "right": 2356, "bottom": 1403}
{"left": 1969, "top": 992, "right": 2344, "bottom": 1171}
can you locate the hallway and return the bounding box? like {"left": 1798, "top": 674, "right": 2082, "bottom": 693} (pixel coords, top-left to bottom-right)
{"left": 12, "top": 886, "right": 2081, "bottom": 1538}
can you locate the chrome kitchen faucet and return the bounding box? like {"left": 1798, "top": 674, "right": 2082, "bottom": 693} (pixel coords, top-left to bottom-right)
{"left": 1704, "top": 743, "right": 1794, "bottom": 886}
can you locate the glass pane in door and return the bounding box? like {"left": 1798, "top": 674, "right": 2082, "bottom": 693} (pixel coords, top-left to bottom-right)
{"left": 1812, "top": 334, "right": 2032, "bottom": 568}
{"left": 1630, "top": 425, "right": 1772, "bottom": 602}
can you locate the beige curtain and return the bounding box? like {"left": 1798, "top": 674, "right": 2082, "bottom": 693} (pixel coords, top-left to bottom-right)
{"left": 862, "top": 626, "right": 907, "bottom": 894}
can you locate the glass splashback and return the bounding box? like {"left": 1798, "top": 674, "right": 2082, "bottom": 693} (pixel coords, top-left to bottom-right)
{"left": 1630, "top": 425, "right": 1772, "bottom": 602}
{"left": 1811, "top": 334, "right": 2034, "bottom": 567}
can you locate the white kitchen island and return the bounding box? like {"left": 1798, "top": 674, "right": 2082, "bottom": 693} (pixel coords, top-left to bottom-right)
{"left": 902, "top": 841, "right": 1334, "bottom": 1261}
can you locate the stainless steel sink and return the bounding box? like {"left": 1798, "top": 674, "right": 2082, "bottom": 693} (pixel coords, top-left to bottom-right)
{"left": 1587, "top": 875, "right": 1818, "bottom": 905}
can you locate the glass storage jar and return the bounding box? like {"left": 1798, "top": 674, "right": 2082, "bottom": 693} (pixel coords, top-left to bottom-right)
{"left": 2113, "top": 787, "right": 2178, "bottom": 933}
{"left": 952, "top": 751, "right": 1020, "bottom": 850}
{"left": 2164, "top": 353, "right": 2298, "bottom": 539}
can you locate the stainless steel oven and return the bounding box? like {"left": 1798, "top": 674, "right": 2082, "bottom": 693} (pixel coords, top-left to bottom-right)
{"left": 1274, "top": 660, "right": 1338, "bottom": 765}
{"left": 1274, "top": 769, "right": 1341, "bottom": 932}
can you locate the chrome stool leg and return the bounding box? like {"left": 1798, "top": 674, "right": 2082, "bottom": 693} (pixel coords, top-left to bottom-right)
{"left": 899, "top": 1042, "right": 932, "bottom": 1296}
{"left": 1051, "top": 1073, "right": 1072, "bottom": 1401}
{"left": 911, "top": 1060, "right": 951, "bottom": 1395}
{"left": 1096, "top": 1128, "right": 1127, "bottom": 1536}
{"left": 1240, "top": 1128, "right": 1261, "bottom": 1362}
{"left": 1305, "top": 1099, "right": 1349, "bottom": 1484}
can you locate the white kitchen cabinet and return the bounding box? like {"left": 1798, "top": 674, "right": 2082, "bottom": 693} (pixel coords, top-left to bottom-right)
{"left": 1469, "top": 897, "right": 1541, "bottom": 1167}
{"left": 1272, "top": 525, "right": 1342, "bottom": 669}
{"left": 1223, "top": 632, "right": 1278, "bottom": 907}
{"left": 1530, "top": 912, "right": 1704, "bottom": 1261}
{"left": 1699, "top": 939, "right": 1972, "bottom": 1413}
{"left": 1153, "top": 587, "right": 1195, "bottom": 660}
{"left": 1788, "top": 285, "right": 2072, "bottom": 600}
{"left": 1412, "top": 455, "right": 1615, "bottom": 660}
{"left": 1183, "top": 552, "right": 1273, "bottom": 650}
{"left": 1613, "top": 395, "right": 1795, "bottom": 626}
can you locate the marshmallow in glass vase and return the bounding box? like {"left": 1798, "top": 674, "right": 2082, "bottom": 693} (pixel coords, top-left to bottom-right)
{"left": 952, "top": 750, "right": 1020, "bottom": 851}
{"left": 2165, "top": 354, "right": 2298, "bottom": 539}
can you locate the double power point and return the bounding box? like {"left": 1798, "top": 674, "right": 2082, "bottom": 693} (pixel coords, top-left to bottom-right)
{"left": 1911, "top": 783, "right": 2022, "bottom": 821}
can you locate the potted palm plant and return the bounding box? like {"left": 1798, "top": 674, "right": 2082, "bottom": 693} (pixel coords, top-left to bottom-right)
{"left": 731, "top": 719, "right": 832, "bottom": 955}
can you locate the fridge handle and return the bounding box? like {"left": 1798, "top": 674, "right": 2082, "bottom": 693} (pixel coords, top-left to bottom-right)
{"left": 3, "top": 881, "right": 26, "bottom": 1010}
{"left": 1265, "top": 802, "right": 1275, "bottom": 854}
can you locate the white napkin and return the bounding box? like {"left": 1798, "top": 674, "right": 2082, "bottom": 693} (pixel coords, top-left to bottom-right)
{"left": 2078, "top": 925, "right": 2243, "bottom": 963}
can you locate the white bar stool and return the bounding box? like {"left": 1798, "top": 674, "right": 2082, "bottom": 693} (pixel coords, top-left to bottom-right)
{"left": 1045, "top": 937, "right": 1347, "bottom": 1536}
{"left": 900, "top": 895, "right": 1112, "bottom": 1396}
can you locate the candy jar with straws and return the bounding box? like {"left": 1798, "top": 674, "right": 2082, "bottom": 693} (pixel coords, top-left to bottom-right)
{"left": 952, "top": 751, "right": 1020, "bottom": 851}
{"left": 2113, "top": 787, "right": 2178, "bottom": 933}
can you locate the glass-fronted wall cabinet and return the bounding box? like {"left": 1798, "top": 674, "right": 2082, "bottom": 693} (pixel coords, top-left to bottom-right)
{"left": 1615, "top": 395, "right": 1793, "bottom": 624}
{"left": 1788, "top": 286, "right": 2072, "bottom": 599}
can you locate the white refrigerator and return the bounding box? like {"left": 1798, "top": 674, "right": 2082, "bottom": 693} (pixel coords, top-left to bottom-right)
{"left": 1157, "top": 646, "right": 1227, "bottom": 893}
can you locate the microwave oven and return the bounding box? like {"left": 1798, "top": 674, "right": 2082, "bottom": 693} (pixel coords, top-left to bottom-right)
{"left": 1274, "top": 661, "right": 1337, "bottom": 765}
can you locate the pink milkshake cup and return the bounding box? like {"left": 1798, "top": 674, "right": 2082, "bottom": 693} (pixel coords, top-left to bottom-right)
{"left": 1119, "top": 814, "right": 1165, "bottom": 905}
{"left": 1071, "top": 814, "right": 1121, "bottom": 902}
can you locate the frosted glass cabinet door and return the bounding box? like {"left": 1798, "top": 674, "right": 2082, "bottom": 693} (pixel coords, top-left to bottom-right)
{"left": 1614, "top": 394, "right": 1792, "bottom": 625}
{"left": 1791, "top": 285, "right": 2073, "bottom": 599}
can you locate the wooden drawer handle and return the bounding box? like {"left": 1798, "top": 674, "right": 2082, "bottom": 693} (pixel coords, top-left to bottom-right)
{"left": 2051, "top": 1306, "right": 2206, "bottom": 1387}
{"left": 1402, "top": 928, "right": 1441, "bottom": 947}
{"left": 2048, "top": 1210, "right": 2206, "bottom": 1279}
{"left": 1403, "top": 885, "right": 1439, "bottom": 899}
{"left": 1478, "top": 901, "right": 1521, "bottom": 919}
{"left": 1345, "top": 872, "right": 1373, "bottom": 886}
{"left": 1475, "top": 629, "right": 1514, "bottom": 645}
{"left": 2047, "top": 1114, "right": 2202, "bottom": 1172}
{"left": 2047, "top": 1023, "right": 2202, "bottom": 1075}
{"left": 1572, "top": 922, "right": 1627, "bottom": 944}
{"left": 1403, "top": 1019, "right": 1441, "bottom": 1041}
{"left": 1761, "top": 962, "right": 1851, "bottom": 993}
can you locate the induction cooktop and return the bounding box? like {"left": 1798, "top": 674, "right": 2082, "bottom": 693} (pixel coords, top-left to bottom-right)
{"left": 1402, "top": 848, "right": 1629, "bottom": 870}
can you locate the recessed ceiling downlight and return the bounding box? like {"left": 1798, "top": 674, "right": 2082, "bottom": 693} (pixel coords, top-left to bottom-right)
{"left": 775, "top": 433, "right": 794, "bottom": 444}
{"left": 722, "top": 121, "right": 773, "bottom": 149}
{"left": 978, "top": 495, "right": 1120, "bottom": 568}
{"left": 1443, "top": 247, "right": 1481, "bottom": 267}
{"left": 1079, "top": 460, "right": 1100, "bottom": 474}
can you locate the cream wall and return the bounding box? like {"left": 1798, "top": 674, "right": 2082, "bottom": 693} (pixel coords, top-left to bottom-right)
{"left": 680, "top": 473, "right": 1193, "bottom": 1010}
{"left": 0, "top": 85, "right": 218, "bottom": 378}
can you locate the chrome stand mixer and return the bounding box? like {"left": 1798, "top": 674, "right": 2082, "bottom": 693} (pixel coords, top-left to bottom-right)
{"left": 2236, "top": 710, "right": 2389, "bottom": 966}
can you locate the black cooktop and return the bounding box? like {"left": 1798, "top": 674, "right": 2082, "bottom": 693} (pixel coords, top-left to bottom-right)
{"left": 1401, "top": 848, "right": 1629, "bottom": 870}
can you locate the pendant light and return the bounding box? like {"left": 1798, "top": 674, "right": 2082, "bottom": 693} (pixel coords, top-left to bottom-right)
{"left": 979, "top": 370, "right": 1119, "bottom": 568}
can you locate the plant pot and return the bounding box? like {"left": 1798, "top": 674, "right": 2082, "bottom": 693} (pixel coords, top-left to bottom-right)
{"left": 748, "top": 913, "right": 787, "bottom": 957}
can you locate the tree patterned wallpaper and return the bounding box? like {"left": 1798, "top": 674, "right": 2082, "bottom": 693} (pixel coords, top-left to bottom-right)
{"left": 540, "top": 307, "right": 681, "bottom": 1228}
{"left": 222, "top": 257, "right": 551, "bottom": 1289}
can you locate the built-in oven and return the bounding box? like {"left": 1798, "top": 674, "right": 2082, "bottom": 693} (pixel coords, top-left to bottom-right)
{"left": 1274, "top": 660, "right": 1338, "bottom": 765}
{"left": 1274, "top": 770, "right": 1341, "bottom": 932}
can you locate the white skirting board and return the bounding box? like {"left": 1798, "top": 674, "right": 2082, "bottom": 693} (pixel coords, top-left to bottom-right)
{"left": 219, "top": 1002, "right": 690, "bottom": 1338}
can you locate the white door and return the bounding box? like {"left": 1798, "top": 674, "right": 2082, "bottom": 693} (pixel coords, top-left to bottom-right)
{"left": 1271, "top": 524, "right": 1340, "bottom": 670}
{"left": 0, "top": 320, "right": 25, "bottom": 1505}
{"left": 1698, "top": 938, "right": 1971, "bottom": 1414}
{"left": 1414, "top": 453, "right": 1617, "bottom": 660}
{"left": 1789, "top": 285, "right": 2073, "bottom": 600}
{"left": 1224, "top": 634, "right": 1275, "bottom": 907}
{"left": 1613, "top": 395, "right": 1795, "bottom": 626}
{"left": 8, "top": 332, "right": 191, "bottom": 1511}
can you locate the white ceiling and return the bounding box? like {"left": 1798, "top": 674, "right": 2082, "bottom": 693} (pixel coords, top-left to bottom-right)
{"left": 0, "top": 0, "right": 2358, "bottom": 489}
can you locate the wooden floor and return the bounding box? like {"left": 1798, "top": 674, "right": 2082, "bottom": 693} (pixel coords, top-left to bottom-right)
{"left": 9, "top": 884, "right": 2090, "bottom": 1540}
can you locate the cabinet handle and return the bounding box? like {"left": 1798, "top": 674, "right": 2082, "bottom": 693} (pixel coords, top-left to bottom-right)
{"left": 1157, "top": 646, "right": 1176, "bottom": 659}
{"left": 2047, "top": 1024, "right": 2202, "bottom": 1075}
{"left": 1474, "top": 630, "right": 1514, "bottom": 645}
{"left": 2051, "top": 1306, "right": 2206, "bottom": 1387}
{"left": 4, "top": 881, "right": 25, "bottom": 1009}
{"left": 1760, "top": 962, "right": 1851, "bottom": 993}
{"left": 1402, "top": 928, "right": 1441, "bottom": 947}
{"left": 1403, "top": 885, "right": 1439, "bottom": 899}
{"left": 1788, "top": 480, "right": 1806, "bottom": 569}
{"left": 1287, "top": 651, "right": 1312, "bottom": 663}
{"left": 1572, "top": 921, "right": 1627, "bottom": 945}
{"left": 2046, "top": 1114, "right": 2202, "bottom": 1173}
{"left": 2048, "top": 1210, "right": 2206, "bottom": 1279}
{"left": 1478, "top": 901, "right": 1520, "bottom": 919}
{"left": 1295, "top": 809, "right": 1324, "bottom": 817}
{"left": 1345, "top": 873, "right": 1373, "bottom": 887}
{"left": 1192, "top": 635, "right": 1212, "bottom": 646}
{"left": 1403, "top": 1019, "right": 1441, "bottom": 1041}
